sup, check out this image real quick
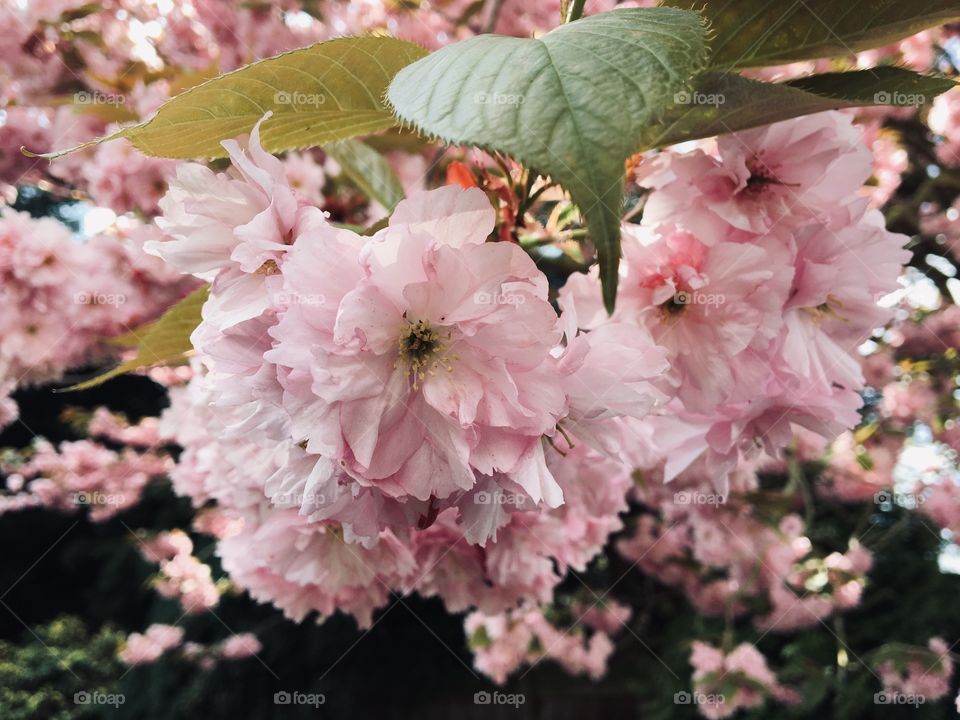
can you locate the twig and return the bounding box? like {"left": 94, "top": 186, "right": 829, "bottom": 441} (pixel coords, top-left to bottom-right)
{"left": 481, "top": 0, "right": 504, "bottom": 33}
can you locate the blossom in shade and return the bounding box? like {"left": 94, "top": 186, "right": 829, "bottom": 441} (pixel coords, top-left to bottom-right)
{"left": 119, "top": 624, "right": 184, "bottom": 666}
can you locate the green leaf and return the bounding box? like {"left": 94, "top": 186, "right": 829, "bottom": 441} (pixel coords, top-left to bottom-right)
{"left": 28, "top": 36, "right": 428, "bottom": 161}
{"left": 662, "top": 0, "right": 960, "bottom": 69}
{"left": 388, "top": 7, "right": 708, "bottom": 312}
{"left": 640, "top": 67, "right": 956, "bottom": 150}
{"left": 61, "top": 285, "right": 208, "bottom": 391}
{"left": 324, "top": 138, "right": 406, "bottom": 211}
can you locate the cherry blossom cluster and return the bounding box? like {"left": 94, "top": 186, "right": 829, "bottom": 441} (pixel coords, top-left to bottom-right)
{"left": 0, "top": 209, "right": 193, "bottom": 426}
{"left": 119, "top": 621, "right": 262, "bottom": 669}
{"left": 688, "top": 641, "right": 800, "bottom": 719}
{"left": 160, "top": 377, "right": 637, "bottom": 626}
{"left": 139, "top": 111, "right": 925, "bottom": 706}
{"left": 0, "top": 0, "right": 333, "bottom": 211}
{"left": 148, "top": 117, "right": 668, "bottom": 549}
{"left": 465, "top": 601, "right": 631, "bottom": 684}
{"left": 567, "top": 111, "right": 910, "bottom": 487}
{"left": 0, "top": 434, "right": 170, "bottom": 521}
{"left": 875, "top": 637, "right": 955, "bottom": 703}
{"left": 1, "top": 3, "right": 957, "bottom": 714}
{"left": 118, "top": 624, "right": 185, "bottom": 666}
{"left": 618, "top": 463, "right": 873, "bottom": 631}
{"left": 138, "top": 530, "right": 222, "bottom": 614}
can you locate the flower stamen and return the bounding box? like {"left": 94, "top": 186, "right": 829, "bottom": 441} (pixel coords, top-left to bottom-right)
{"left": 395, "top": 319, "right": 455, "bottom": 389}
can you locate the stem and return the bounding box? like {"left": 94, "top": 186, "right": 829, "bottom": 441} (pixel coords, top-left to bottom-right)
{"left": 481, "top": 0, "right": 504, "bottom": 33}
{"left": 787, "top": 454, "right": 816, "bottom": 529}
{"left": 835, "top": 616, "right": 849, "bottom": 683}
{"left": 565, "top": 0, "right": 586, "bottom": 23}
{"left": 622, "top": 194, "right": 648, "bottom": 224}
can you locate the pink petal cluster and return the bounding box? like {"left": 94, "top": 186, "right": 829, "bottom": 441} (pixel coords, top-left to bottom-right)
{"left": 161, "top": 379, "right": 636, "bottom": 627}
{"left": 688, "top": 641, "right": 798, "bottom": 719}
{"left": 143, "top": 111, "right": 913, "bottom": 656}
{"left": 564, "top": 112, "right": 910, "bottom": 485}
{"left": 876, "top": 637, "right": 955, "bottom": 702}
{"left": 150, "top": 120, "right": 668, "bottom": 555}
{"left": 929, "top": 88, "right": 960, "bottom": 166}
{"left": 918, "top": 479, "right": 960, "bottom": 535}
{"left": 618, "top": 463, "right": 872, "bottom": 631}
{"left": 860, "top": 123, "right": 908, "bottom": 208}
{"left": 218, "top": 633, "right": 263, "bottom": 660}
{"left": 465, "top": 604, "right": 626, "bottom": 685}
{"left": 0, "top": 379, "right": 18, "bottom": 431}
{"left": 0, "top": 435, "right": 171, "bottom": 521}
{"left": 139, "top": 530, "right": 221, "bottom": 614}
{"left": 0, "top": 208, "right": 195, "bottom": 394}
{"left": 149, "top": 116, "right": 323, "bottom": 331}
{"left": 119, "top": 624, "right": 184, "bottom": 666}
{"left": 179, "top": 632, "right": 264, "bottom": 671}
{"left": 820, "top": 431, "right": 903, "bottom": 503}
{"left": 82, "top": 139, "right": 176, "bottom": 216}
{"left": 87, "top": 407, "right": 163, "bottom": 447}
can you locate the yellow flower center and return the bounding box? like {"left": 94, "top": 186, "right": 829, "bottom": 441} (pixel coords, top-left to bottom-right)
{"left": 395, "top": 319, "right": 453, "bottom": 388}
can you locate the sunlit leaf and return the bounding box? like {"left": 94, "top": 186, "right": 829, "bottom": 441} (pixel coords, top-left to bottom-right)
{"left": 62, "top": 285, "right": 208, "bottom": 391}
{"left": 28, "top": 37, "right": 427, "bottom": 161}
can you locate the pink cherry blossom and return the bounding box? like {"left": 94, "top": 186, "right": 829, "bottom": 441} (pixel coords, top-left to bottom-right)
{"left": 119, "top": 624, "right": 185, "bottom": 666}
{"left": 150, "top": 114, "right": 321, "bottom": 331}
